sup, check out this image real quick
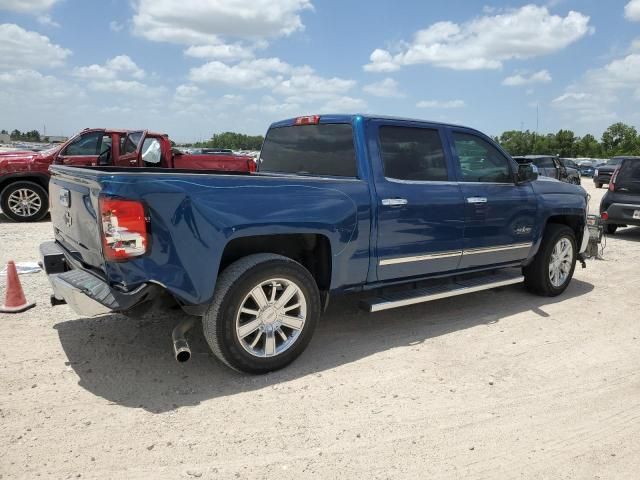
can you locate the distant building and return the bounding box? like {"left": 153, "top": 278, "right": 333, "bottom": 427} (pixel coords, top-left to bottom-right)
{"left": 0, "top": 133, "right": 10, "bottom": 143}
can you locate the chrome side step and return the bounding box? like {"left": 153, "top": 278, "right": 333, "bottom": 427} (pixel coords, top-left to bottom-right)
{"left": 361, "top": 269, "right": 524, "bottom": 313}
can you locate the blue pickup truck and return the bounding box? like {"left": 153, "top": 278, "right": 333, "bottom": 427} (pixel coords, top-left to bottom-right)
{"left": 40, "top": 114, "right": 590, "bottom": 373}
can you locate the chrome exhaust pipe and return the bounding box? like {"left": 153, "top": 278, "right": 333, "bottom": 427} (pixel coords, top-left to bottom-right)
{"left": 172, "top": 317, "right": 196, "bottom": 363}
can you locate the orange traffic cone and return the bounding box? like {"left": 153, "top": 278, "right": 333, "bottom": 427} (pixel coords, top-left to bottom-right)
{"left": 0, "top": 261, "right": 36, "bottom": 313}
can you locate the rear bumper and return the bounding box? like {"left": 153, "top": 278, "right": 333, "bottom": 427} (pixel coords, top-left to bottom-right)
{"left": 594, "top": 174, "right": 611, "bottom": 184}
{"left": 40, "top": 241, "right": 157, "bottom": 317}
{"left": 602, "top": 203, "right": 640, "bottom": 226}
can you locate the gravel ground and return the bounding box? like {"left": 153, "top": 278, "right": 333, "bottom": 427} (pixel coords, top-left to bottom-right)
{"left": 1, "top": 181, "right": 639, "bottom": 479}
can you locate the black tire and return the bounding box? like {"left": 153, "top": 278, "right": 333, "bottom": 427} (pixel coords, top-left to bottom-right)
{"left": 0, "top": 181, "right": 49, "bottom": 222}
{"left": 606, "top": 224, "right": 618, "bottom": 235}
{"left": 595, "top": 182, "right": 603, "bottom": 189}
{"left": 203, "top": 253, "right": 320, "bottom": 374}
{"left": 524, "top": 224, "right": 577, "bottom": 297}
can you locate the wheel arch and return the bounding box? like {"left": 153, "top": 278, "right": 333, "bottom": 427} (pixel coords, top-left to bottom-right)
{"left": 219, "top": 233, "right": 333, "bottom": 292}
{"left": 0, "top": 173, "right": 50, "bottom": 195}
{"left": 544, "top": 213, "right": 586, "bottom": 249}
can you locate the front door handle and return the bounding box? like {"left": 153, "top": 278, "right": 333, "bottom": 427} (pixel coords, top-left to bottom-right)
{"left": 466, "top": 197, "right": 488, "bottom": 204}
{"left": 381, "top": 198, "right": 408, "bottom": 206}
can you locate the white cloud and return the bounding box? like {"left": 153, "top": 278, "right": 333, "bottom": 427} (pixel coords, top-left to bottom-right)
{"left": 0, "top": 23, "right": 70, "bottom": 69}
{"left": 552, "top": 52, "right": 640, "bottom": 123}
{"left": 0, "top": 0, "right": 58, "bottom": 13}
{"left": 363, "top": 78, "right": 404, "bottom": 98}
{"left": 625, "top": 0, "right": 640, "bottom": 21}
{"left": 37, "top": 14, "right": 59, "bottom": 27}
{"left": 502, "top": 70, "right": 552, "bottom": 86}
{"left": 88, "top": 79, "right": 165, "bottom": 98}
{"left": 0, "top": 69, "right": 78, "bottom": 104}
{"left": 273, "top": 73, "right": 355, "bottom": 100}
{"left": 184, "top": 43, "right": 255, "bottom": 61}
{"left": 189, "top": 57, "right": 294, "bottom": 89}
{"left": 364, "top": 49, "right": 400, "bottom": 73}
{"left": 319, "top": 96, "right": 367, "bottom": 113}
{"left": 417, "top": 99, "right": 465, "bottom": 109}
{"left": 109, "top": 21, "right": 124, "bottom": 32}
{"left": 245, "top": 95, "right": 301, "bottom": 115}
{"left": 73, "top": 55, "right": 145, "bottom": 80}
{"left": 364, "top": 5, "right": 592, "bottom": 71}
{"left": 175, "top": 84, "right": 203, "bottom": 98}
{"left": 132, "top": 0, "right": 313, "bottom": 44}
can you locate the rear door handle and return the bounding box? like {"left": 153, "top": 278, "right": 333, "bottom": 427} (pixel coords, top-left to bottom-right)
{"left": 466, "top": 197, "right": 488, "bottom": 204}
{"left": 381, "top": 198, "right": 408, "bottom": 206}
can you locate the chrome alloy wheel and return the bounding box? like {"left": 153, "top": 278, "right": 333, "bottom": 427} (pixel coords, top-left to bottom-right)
{"left": 7, "top": 188, "right": 42, "bottom": 218}
{"left": 235, "top": 278, "right": 307, "bottom": 358}
{"left": 549, "top": 237, "right": 573, "bottom": 288}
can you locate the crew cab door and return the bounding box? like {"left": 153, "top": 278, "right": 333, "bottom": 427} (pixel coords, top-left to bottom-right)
{"left": 371, "top": 120, "right": 465, "bottom": 281}
{"left": 115, "top": 131, "right": 146, "bottom": 167}
{"left": 56, "top": 130, "right": 107, "bottom": 166}
{"left": 448, "top": 128, "right": 537, "bottom": 269}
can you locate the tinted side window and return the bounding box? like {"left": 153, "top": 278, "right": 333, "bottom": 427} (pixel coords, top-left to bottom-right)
{"left": 259, "top": 124, "right": 356, "bottom": 177}
{"left": 618, "top": 160, "right": 640, "bottom": 180}
{"left": 379, "top": 126, "right": 448, "bottom": 181}
{"left": 453, "top": 133, "right": 513, "bottom": 183}
{"left": 537, "top": 157, "right": 555, "bottom": 168}
{"left": 121, "top": 132, "right": 143, "bottom": 155}
{"left": 63, "top": 132, "right": 102, "bottom": 156}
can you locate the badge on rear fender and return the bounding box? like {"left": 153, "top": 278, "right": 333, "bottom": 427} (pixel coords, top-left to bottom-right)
{"left": 64, "top": 210, "right": 72, "bottom": 227}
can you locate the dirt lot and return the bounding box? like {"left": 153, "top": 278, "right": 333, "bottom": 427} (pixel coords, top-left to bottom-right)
{"left": 1, "top": 181, "right": 639, "bottom": 479}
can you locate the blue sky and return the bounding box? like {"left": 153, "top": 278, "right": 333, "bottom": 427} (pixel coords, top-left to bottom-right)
{"left": 1, "top": 0, "right": 639, "bottom": 142}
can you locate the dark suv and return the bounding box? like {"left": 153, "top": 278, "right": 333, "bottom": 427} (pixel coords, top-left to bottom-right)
{"left": 594, "top": 157, "right": 624, "bottom": 188}
{"left": 600, "top": 157, "right": 640, "bottom": 234}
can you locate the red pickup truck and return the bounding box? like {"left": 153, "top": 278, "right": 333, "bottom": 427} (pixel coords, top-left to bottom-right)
{"left": 0, "top": 128, "right": 256, "bottom": 222}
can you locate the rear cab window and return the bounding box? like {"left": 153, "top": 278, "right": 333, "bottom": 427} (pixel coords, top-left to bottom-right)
{"left": 259, "top": 123, "right": 357, "bottom": 177}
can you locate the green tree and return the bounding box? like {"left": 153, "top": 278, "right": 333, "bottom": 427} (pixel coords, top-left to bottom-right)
{"left": 554, "top": 129, "right": 577, "bottom": 157}
{"left": 601, "top": 122, "right": 638, "bottom": 156}
{"left": 196, "top": 131, "right": 264, "bottom": 150}
{"left": 576, "top": 134, "right": 602, "bottom": 158}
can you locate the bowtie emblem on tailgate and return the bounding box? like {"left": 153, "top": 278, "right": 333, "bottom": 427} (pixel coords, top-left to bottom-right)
{"left": 64, "top": 210, "right": 73, "bottom": 228}
{"left": 59, "top": 188, "right": 71, "bottom": 208}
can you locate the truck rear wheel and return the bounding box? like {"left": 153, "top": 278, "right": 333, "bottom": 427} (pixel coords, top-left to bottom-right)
{"left": 0, "top": 181, "right": 49, "bottom": 222}
{"left": 203, "top": 253, "right": 320, "bottom": 374}
{"left": 524, "top": 224, "right": 577, "bottom": 297}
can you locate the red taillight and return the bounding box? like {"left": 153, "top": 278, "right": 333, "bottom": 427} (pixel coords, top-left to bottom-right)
{"left": 601, "top": 211, "right": 609, "bottom": 221}
{"left": 609, "top": 167, "right": 620, "bottom": 192}
{"left": 247, "top": 158, "right": 256, "bottom": 173}
{"left": 294, "top": 115, "right": 320, "bottom": 126}
{"left": 99, "top": 197, "right": 148, "bottom": 261}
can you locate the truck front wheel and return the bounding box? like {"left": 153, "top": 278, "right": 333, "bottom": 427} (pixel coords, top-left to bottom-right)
{"left": 524, "top": 224, "right": 577, "bottom": 296}
{"left": 203, "top": 253, "right": 320, "bottom": 374}
{"left": 0, "top": 181, "right": 49, "bottom": 222}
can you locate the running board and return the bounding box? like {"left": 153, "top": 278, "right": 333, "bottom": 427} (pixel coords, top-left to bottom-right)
{"left": 361, "top": 269, "right": 524, "bottom": 313}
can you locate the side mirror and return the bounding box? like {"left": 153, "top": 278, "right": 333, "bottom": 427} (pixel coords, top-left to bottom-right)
{"left": 517, "top": 163, "right": 538, "bottom": 183}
